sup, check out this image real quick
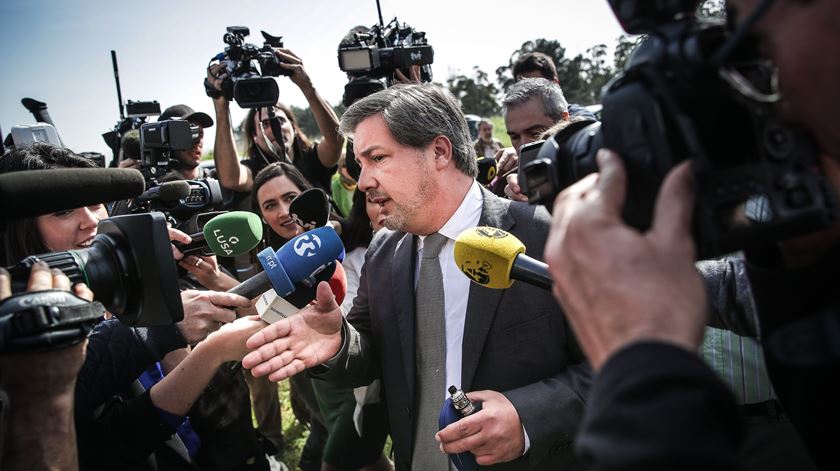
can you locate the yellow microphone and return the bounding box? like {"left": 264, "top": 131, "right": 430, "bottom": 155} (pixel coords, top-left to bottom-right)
{"left": 454, "top": 227, "right": 551, "bottom": 290}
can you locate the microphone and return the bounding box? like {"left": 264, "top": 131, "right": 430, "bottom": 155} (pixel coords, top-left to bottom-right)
{"left": 453, "top": 227, "right": 551, "bottom": 290}
{"left": 0, "top": 168, "right": 145, "bottom": 220}
{"left": 256, "top": 261, "right": 347, "bottom": 323}
{"left": 476, "top": 156, "right": 498, "bottom": 185}
{"left": 137, "top": 180, "right": 191, "bottom": 203}
{"left": 290, "top": 188, "right": 330, "bottom": 231}
{"left": 227, "top": 225, "right": 345, "bottom": 299}
{"left": 174, "top": 211, "right": 263, "bottom": 257}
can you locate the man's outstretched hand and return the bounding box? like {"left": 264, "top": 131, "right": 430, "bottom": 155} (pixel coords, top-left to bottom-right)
{"left": 242, "top": 282, "right": 344, "bottom": 381}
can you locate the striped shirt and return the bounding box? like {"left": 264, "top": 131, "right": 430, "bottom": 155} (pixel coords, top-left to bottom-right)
{"left": 701, "top": 327, "right": 776, "bottom": 404}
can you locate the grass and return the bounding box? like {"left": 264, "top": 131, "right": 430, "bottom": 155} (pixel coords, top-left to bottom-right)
{"left": 490, "top": 115, "right": 512, "bottom": 148}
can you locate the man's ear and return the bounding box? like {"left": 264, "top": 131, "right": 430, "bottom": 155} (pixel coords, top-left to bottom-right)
{"left": 431, "top": 135, "right": 453, "bottom": 170}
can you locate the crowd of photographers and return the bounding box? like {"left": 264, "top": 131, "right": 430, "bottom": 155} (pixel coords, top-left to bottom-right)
{"left": 2, "top": 0, "right": 840, "bottom": 470}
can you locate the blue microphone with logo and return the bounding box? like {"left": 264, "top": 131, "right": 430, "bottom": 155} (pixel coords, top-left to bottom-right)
{"left": 227, "top": 225, "right": 344, "bottom": 299}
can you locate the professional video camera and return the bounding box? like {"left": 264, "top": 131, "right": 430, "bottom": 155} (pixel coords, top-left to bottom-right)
{"left": 519, "top": 0, "right": 837, "bottom": 258}
{"left": 1, "top": 212, "right": 183, "bottom": 349}
{"left": 107, "top": 120, "right": 222, "bottom": 224}
{"left": 338, "top": 17, "right": 434, "bottom": 106}
{"left": 206, "top": 26, "right": 291, "bottom": 109}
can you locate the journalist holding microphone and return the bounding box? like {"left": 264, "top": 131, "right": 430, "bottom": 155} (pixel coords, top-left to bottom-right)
{"left": 242, "top": 83, "right": 591, "bottom": 471}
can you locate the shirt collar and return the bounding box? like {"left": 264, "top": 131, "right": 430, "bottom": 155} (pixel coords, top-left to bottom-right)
{"left": 418, "top": 180, "right": 484, "bottom": 248}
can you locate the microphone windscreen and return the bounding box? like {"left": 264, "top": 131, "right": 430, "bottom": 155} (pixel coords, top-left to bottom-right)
{"left": 202, "top": 211, "right": 264, "bottom": 257}
{"left": 0, "top": 168, "right": 145, "bottom": 219}
{"left": 285, "top": 262, "right": 337, "bottom": 309}
{"left": 156, "top": 181, "right": 191, "bottom": 202}
{"left": 476, "top": 156, "right": 498, "bottom": 185}
{"left": 453, "top": 227, "right": 525, "bottom": 289}
{"left": 290, "top": 188, "right": 330, "bottom": 231}
{"left": 277, "top": 226, "right": 345, "bottom": 282}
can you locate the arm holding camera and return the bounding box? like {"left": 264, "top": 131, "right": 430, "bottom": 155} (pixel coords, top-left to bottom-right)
{"left": 0, "top": 263, "right": 93, "bottom": 471}
{"left": 275, "top": 48, "right": 343, "bottom": 169}
{"left": 207, "top": 63, "right": 252, "bottom": 192}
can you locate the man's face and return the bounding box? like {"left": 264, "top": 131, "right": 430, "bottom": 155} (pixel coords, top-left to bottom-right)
{"left": 504, "top": 96, "right": 558, "bottom": 155}
{"left": 727, "top": 0, "right": 840, "bottom": 157}
{"left": 479, "top": 123, "right": 493, "bottom": 141}
{"left": 353, "top": 114, "right": 438, "bottom": 234}
{"left": 173, "top": 122, "right": 204, "bottom": 169}
{"left": 255, "top": 107, "right": 295, "bottom": 157}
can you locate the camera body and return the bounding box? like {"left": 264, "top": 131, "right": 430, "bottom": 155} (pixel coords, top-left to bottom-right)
{"left": 139, "top": 119, "right": 201, "bottom": 183}
{"left": 213, "top": 26, "right": 291, "bottom": 108}
{"left": 338, "top": 18, "right": 434, "bottom": 106}
{"left": 520, "top": 0, "right": 837, "bottom": 258}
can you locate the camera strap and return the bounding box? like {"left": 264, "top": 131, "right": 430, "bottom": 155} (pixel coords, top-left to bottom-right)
{"left": 0, "top": 290, "right": 105, "bottom": 353}
{"left": 262, "top": 106, "right": 290, "bottom": 165}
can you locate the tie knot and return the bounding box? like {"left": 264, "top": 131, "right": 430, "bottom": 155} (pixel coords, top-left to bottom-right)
{"left": 421, "top": 233, "right": 448, "bottom": 259}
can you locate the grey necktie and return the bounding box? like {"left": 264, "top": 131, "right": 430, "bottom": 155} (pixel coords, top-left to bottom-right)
{"left": 412, "top": 232, "right": 450, "bottom": 471}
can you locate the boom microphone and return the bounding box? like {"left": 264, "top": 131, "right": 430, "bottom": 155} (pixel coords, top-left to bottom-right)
{"left": 290, "top": 188, "right": 330, "bottom": 230}
{"left": 0, "top": 168, "right": 145, "bottom": 220}
{"left": 228, "top": 226, "right": 345, "bottom": 299}
{"left": 137, "top": 180, "right": 191, "bottom": 203}
{"left": 174, "top": 211, "right": 263, "bottom": 257}
{"left": 453, "top": 227, "right": 551, "bottom": 290}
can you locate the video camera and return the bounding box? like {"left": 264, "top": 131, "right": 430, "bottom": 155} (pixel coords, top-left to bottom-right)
{"left": 207, "top": 26, "right": 291, "bottom": 109}
{"left": 338, "top": 17, "right": 434, "bottom": 106}
{"left": 0, "top": 212, "right": 183, "bottom": 354}
{"left": 107, "top": 120, "right": 222, "bottom": 226}
{"left": 519, "top": 0, "right": 837, "bottom": 258}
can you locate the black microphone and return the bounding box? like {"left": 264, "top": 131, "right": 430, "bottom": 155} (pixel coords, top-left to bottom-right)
{"left": 0, "top": 168, "right": 145, "bottom": 220}
{"left": 137, "top": 180, "right": 191, "bottom": 203}
{"left": 476, "top": 156, "right": 498, "bottom": 185}
{"left": 290, "top": 188, "right": 330, "bottom": 231}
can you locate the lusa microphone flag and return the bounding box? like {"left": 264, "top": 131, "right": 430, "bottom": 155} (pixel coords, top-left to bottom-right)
{"left": 453, "top": 226, "right": 551, "bottom": 290}
{"left": 228, "top": 225, "right": 344, "bottom": 299}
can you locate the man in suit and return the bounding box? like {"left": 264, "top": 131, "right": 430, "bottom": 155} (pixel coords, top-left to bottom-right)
{"left": 243, "top": 83, "right": 590, "bottom": 470}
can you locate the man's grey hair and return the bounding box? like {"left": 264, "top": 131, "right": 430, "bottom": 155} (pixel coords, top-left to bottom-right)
{"left": 339, "top": 83, "right": 478, "bottom": 178}
{"left": 501, "top": 78, "right": 568, "bottom": 122}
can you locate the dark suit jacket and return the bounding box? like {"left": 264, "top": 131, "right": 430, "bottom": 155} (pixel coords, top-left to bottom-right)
{"left": 315, "top": 188, "right": 591, "bottom": 470}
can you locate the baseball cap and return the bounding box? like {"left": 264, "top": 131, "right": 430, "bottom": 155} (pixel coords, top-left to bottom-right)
{"left": 158, "top": 104, "right": 214, "bottom": 128}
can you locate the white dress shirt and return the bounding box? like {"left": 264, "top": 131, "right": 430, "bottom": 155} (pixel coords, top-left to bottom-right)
{"left": 415, "top": 180, "right": 531, "bottom": 455}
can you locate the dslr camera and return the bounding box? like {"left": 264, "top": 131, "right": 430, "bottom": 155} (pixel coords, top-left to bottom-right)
{"left": 338, "top": 18, "right": 434, "bottom": 106}
{"left": 208, "top": 26, "right": 291, "bottom": 109}
{"left": 519, "top": 0, "right": 837, "bottom": 258}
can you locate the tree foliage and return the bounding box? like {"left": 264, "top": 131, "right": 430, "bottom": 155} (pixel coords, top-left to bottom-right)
{"left": 446, "top": 66, "right": 501, "bottom": 116}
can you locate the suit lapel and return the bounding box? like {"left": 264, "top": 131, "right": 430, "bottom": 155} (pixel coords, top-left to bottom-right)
{"left": 461, "top": 189, "right": 515, "bottom": 391}
{"left": 391, "top": 233, "right": 418, "bottom": 397}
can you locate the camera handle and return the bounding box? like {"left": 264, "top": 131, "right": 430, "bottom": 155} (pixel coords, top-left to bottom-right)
{"left": 262, "top": 106, "right": 290, "bottom": 164}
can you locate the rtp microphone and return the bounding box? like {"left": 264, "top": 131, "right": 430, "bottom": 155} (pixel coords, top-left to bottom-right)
{"left": 453, "top": 226, "right": 551, "bottom": 290}
{"left": 228, "top": 225, "right": 345, "bottom": 299}
{"left": 137, "top": 180, "right": 191, "bottom": 203}
{"left": 174, "top": 211, "right": 263, "bottom": 257}
{"left": 290, "top": 187, "right": 330, "bottom": 231}
{"left": 0, "top": 168, "right": 145, "bottom": 220}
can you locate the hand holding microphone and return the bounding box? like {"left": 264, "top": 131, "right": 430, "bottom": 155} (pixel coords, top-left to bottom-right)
{"left": 454, "top": 227, "right": 551, "bottom": 290}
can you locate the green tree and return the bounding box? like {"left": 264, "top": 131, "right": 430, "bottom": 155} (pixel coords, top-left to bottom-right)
{"left": 613, "top": 34, "right": 640, "bottom": 71}
{"left": 447, "top": 66, "right": 500, "bottom": 116}
{"left": 495, "top": 38, "right": 613, "bottom": 105}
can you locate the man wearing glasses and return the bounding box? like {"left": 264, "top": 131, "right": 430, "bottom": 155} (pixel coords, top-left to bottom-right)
{"left": 544, "top": 0, "right": 840, "bottom": 469}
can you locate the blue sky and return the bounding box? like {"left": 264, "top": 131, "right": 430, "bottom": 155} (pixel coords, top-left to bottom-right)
{"left": 0, "top": 0, "right": 625, "bottom": 160}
